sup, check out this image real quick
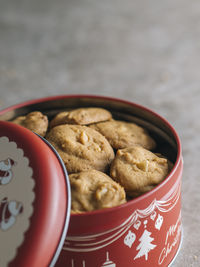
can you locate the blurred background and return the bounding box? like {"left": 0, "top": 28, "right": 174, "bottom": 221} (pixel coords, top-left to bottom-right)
{"left": 1, "top": 0, "right": 200, "bottom": 265}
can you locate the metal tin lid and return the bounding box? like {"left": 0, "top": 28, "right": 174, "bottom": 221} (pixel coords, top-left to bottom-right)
{"left": 0, "top": 121, "right": 71, "bottom": 267}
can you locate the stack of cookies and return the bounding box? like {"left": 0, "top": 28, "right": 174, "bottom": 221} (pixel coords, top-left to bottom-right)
{"left": 12, "top": 107, "right": 172, "bottom": 213}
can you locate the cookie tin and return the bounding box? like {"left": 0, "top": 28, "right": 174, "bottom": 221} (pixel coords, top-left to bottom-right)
{"left": 0, "top": 121, "right": 71, "bottom": 267}
{"left": 0, "top": 95, "right": 183, "bottom": 267}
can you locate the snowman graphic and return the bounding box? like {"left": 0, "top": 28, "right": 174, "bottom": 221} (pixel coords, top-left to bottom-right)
{"left": 0, "top": 158, "right": 16, "bottom": 185}
{"left": 0, "top": 197, "right": 23, "bottom": 231}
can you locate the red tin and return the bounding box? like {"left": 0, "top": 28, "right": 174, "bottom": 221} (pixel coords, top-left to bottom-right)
{"left": 0, "top": 95, "right": 183, "bottom": 267}
{"left": 0, "top": 121, "right": 71, "bottom": 267}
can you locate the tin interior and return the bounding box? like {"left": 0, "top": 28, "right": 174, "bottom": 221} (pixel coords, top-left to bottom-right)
{"left": 0, "top": 96, "right": 181, "bottom": 267}
{"left": 0, "top": 96, "right": 177, "bottom": 163}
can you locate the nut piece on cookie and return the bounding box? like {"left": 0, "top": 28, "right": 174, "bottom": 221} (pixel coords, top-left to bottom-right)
{"left": 69, "top": 170, "right": 126, "bottom": 213}
{"left": 90, "top": 120, "right": 156, "bottom": 150}
{"left": 46, "top": 124, "right": 115, "bottom": 174}
{"left": 110, "top": 146, "right": 171, "bottom": 197}
{"left": 12, "top": 111, "right": 48, "bottom": 137}
{"left": 50, "top": 107, "right": 112, "bottom": 128}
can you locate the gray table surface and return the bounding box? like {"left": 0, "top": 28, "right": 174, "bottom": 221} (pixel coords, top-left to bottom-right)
{"left": 1, "top": 0, "right": 200, "bottom": 266}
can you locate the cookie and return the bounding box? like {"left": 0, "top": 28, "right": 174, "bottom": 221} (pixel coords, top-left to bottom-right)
{"left": 50, "top": 107, "right": 112, "bottom": 128}
{"left": 12, "top": 111, "right": 48, "bottom": 137}
{"left": 90, "top": 120, "right": 156, "bottom": 150}
{"left": 46, "top": 124, "right": 115, "bottom": 174}
{"left": 69, "top": 170, "right": 126, "bottom": 213}
{"left": 110, "top": 146, "right": 170, "bottom": 197}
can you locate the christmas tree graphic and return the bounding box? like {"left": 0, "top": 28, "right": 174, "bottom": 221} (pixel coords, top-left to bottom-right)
{"left": 134, "top": 229, "right": 156, "bottom": 261}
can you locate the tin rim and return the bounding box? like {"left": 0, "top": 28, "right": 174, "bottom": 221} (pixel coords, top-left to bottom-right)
{"left": 0, "top": 94, "right": 182, "bottom": 217}
{"left": 0, "top": 121, "right": 71, "bottom": 267}
{"left": 0, "top": 95, "right": 183, "bottom": 267}
{"left": 37, "top": 135, "right": 71, "bottom": 267}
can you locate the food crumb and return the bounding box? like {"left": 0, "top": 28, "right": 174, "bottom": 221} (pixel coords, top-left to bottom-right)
{"left": 193, "top": 255, "right": 198, "bottom": 261}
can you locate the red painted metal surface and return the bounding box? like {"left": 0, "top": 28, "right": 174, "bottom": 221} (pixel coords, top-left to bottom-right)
{"left": 0, "top": 95, "right": 183, "bottom": 267}
{"left": 0, "top": 121, "right": 70, "bottom": 267}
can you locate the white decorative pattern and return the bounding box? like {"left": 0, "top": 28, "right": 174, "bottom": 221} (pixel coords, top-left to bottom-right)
{"left": 0, "top": 137, "right": 35, "bottom": 267}
{"left": 63, "top": 181, "right": 180, "bottom": 252}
